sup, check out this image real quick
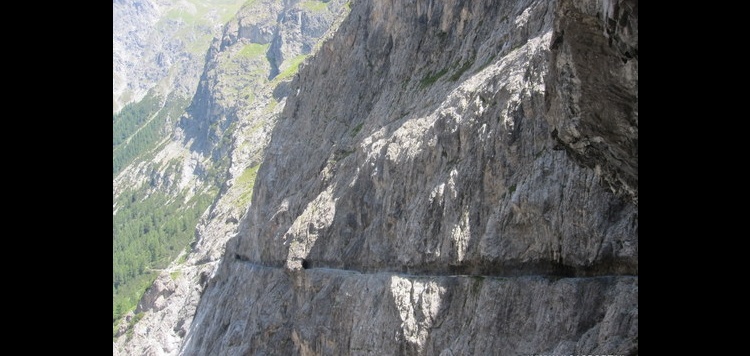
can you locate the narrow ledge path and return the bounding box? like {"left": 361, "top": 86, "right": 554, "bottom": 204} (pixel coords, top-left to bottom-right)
{"left": 233, "top": 254, "right": 637, "bottom": 280}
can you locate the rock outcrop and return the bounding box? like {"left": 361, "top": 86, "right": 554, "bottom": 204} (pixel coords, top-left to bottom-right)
{"left": 113, "top": 1, "right": 351, "bottom": 355}
{"left": 182, "top": 0, "right": 638, "bottom": 355}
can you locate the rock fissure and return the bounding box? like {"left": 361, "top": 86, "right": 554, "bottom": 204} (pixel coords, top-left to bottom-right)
{"left": 234, "top": 253, "right": 636, "bottom": 279}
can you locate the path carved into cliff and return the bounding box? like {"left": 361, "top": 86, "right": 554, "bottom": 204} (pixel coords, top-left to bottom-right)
{"left": 233, "top": 253, "right": 637, "bottom": 279}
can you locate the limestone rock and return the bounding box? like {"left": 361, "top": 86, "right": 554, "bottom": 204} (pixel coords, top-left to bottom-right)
{"left": 113, "top": 1, "right": 351, "bottom": 355}
{"left": 182, "top": 0, "right": 638, "bottom": 355}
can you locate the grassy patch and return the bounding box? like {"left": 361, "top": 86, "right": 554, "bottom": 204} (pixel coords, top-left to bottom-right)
{"left": 218, "top": 0, "right": 253, "bottom": 23}
{"left": 175, "top": 252, "right": 187, "bottom": 265}
{"left": 113, "top": 272, "right": 157, "bottom": 331}
{"left": 237, "top": 164, "right": 260, "bottom": 187}
{"left": 335, "top": 149, "right": 355, "bottom": 161}
{"left": 450, "top": 58, "right": 475, "bottom": 81}
{"left": 166, "top": 8, "right": 202, "bottom": 24}
{"left": 186, "top": 33, "right": 215, "bottom": 55}
{"left": 419, "top": 67, "right": 448, "bottom": 89}
{"left": 238, "top": 43, "right": 269, "bottom": 58}
{"left": 273, "top": 54, "right": 309, "bottom": 82}
{"left": 299, "top": 0, "right": 328, "bottom": 12}
{"left": 165, "top": 0, "right": 247, "bottom": 25}
{"left": 350, "top": 122, "right": 364, "bottom": 137}
{"left": 263, "top": 98, "right": 278, "bottom": 115}
{"left": 235, "top": 164, "right": 261, "bottom": 208}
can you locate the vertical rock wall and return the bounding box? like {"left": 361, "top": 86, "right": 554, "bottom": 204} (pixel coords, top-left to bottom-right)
{"left": 182, "top": 0, "right": 638, "bottom": 354}
{"left": 113, "top": 1, "right": 352, "bottom": 355}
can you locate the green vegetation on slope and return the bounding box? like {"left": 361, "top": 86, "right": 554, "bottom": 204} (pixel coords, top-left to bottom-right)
{"left": 112, "top": 92, "right": 215, "bottom": 331}
{"left": 111, "top": 0, "right": 262, "bottom": 340}
{"left": 234, "top": 163, "right": 260, "bottom": 208}
{"left": 272, "top": 54, "right": 309, "bottom": 83}
{"left": 238, "top": 43, "right": 270, "bottom": 58}
{"left": 157, "top": 0, "right": 249, "bottom": 56}
{"left": 164, "top": 0, "right": 249, "bottom": 26}
{"left": 113, "top": 94, "right": 190, "bottom": 177}
{"left": 419, "top": 67, "right": 449, "bottom": 89}
{"left": 299, "top": 0, "right": 328, "bottom": 12}
{"left": 113, "top": 92, "right": 162, "bottom": 148}
{"left": 449, "top": 57, "right": 475, "bottom": 81}
{"left": 113, "top": 184, "right": 216, "bottom": 329}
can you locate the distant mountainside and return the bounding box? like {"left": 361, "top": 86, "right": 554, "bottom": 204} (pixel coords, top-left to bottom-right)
{"left": 113, "top": 0, "right": 351, "bottom": 354}
{"left": 114, "top": 0, "right": 637, "bottom": 354}
{"left": 113, "top": 0, "right": 247, "bottom": 114}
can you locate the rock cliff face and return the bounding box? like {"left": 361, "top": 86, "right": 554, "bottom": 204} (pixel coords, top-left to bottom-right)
{"left": 182, "top": 0, "right": 637, "bottom": 355}
{"left": 113, "top": 1, "right": 351, "bottom": 355}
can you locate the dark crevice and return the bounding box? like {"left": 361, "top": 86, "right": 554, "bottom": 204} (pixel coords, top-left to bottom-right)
{"left": 233, "top": 253, "right": 637, "bottom": 279}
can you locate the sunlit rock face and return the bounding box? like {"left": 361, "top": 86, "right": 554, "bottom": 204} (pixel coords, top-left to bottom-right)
{"left": 182, "top": 0, "right": 638, "bottom": 355}
{"left": 112, "top": 1, "right": 351, "bottom": 355}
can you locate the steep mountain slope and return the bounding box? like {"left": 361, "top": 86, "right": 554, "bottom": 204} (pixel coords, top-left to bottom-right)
{"left": 113, "top": 0, "right": 247, "bottom": 114}
{"left": 113, "top": 1, "right": 249, "bottom": 319}
{"left": 182, "top": 0, "right": 637, "bottom": 354}
{"left": 113, "top": 0, "right": 351, "bottom": 354}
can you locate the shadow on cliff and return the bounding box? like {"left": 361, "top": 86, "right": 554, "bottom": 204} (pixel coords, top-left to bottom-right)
{"left": 265, "top": 0, "right": 555, "bottom": 273}
{"left": 180, "top": 0, "right": 638, "bottom": 353}
{"left": 271, "top": 0, "right": 637, "bottom": 288}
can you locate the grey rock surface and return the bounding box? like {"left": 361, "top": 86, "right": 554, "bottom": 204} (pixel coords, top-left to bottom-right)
{"left": 187, "top": 263, "right": 636, "bottom": 355}
{"left": 113, "top": 1, "right": 351, "bottom": 355}
{"left": 182, "top": 0, "right": 638, "bottom": 355}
